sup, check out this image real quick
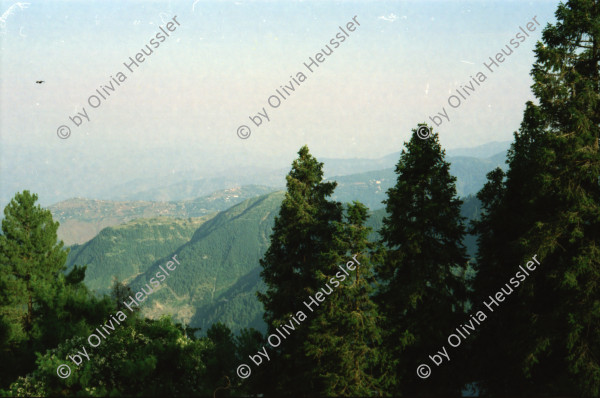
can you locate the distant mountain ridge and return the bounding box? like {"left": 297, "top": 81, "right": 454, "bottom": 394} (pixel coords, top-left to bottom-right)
{"left": 51, "top": 185, "right": 276, "bottom": 245}
{"left": 115, "top": 144, "right": 510, "bottom": 202}
{"left": 0, "top": 141, "right": 511, "bottom": 209}
{"left": 51, "top": 149, "right": 508, "bottom": 245}
{"left": 322, "top": 141, "right": 510, "bottom": 177}
{"left": 445, "top": 141, "right": 511, "bottom": 158}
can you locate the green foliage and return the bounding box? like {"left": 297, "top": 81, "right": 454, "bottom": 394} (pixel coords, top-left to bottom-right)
{"left": 0, "top": 190, "right": 68, "bottom": 343}
{"left": 3, "top": 317, "right": 213, "bottom": 397}
{"left": 133, "top": 192, "right": 284, "bottom": 334}
{"left": 376, "top": 126, "right": 469, "bottom": 396}
{"left": 304, "top": 202, "right": 387, "bottom": 396}
{"left": 110, "top": 278, "right": 140, "bottom": 314}
{"left": 0, "top": 191, "right": 114, "bottom": 389}
{"left": 257, "top": 145, "right": 344, "bottom": 396}
{"left": 205, "top": 322, "right": 238, "bottom": 394}
{"left": 233, "top": 327, "right": 267, "bottom": 395}
{"left": 472, "top": 1, "right": 600, "bottom": 395}
{"left": 2, "top": 315, "right": 267, "bottom": 397}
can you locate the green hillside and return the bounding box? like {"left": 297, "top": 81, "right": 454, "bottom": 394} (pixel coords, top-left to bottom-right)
{"left": 127, "top": 191, "right": 285, "bottom": 333}
{"left": 66, "top": 216, "right": 215, "bottom": 294}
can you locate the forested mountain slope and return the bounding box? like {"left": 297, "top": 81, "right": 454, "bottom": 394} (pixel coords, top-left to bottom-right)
{"left": 126, "top": 191, "right": 285, "bottom": 333}
{"left": 69, "top": 191, "right": 482, "bottom": 333}
{"left": 66, "top": 216, "right": 216, "bottom": 294}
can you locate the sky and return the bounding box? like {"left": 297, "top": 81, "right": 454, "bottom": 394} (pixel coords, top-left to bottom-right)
{"left": 0, "top": 0, "right": 561, "bottom": 206}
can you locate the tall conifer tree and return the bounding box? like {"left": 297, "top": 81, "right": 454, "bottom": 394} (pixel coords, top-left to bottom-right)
{"left": 472, "top": 1, "right": 600, "bottom": 395}
{"left": 0, "top": 191, "right": 113, "bottom": 388}
{"left": 0, "top": 191, "right": 67, "bottom": 342}
{"left": 376, "top": 126, "right": 469, "bottom": 396}
{"left": 257, "top": 146, "right": 343, "bottom": 396}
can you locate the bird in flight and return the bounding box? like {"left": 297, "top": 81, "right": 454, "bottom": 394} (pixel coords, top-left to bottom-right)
{"left": 35, "top": 80, "right": 44, "bottom": 84}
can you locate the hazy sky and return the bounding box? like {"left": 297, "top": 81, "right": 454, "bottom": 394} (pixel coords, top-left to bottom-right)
{"left": 0, "top": 0, "right": 560, "bottom": 205}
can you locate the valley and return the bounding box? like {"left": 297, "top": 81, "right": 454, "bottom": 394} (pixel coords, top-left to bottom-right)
{"left": 66, "top": 192, "right": 481, "bottom": 335}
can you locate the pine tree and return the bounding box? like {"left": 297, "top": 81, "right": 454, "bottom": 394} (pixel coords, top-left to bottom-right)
{"left": 304, "top": 202, "right": 386, "bottom": 396}
{"left": 472, "top": 1, "right": 600, "bottom": 395}
{"left": 257, "top": 145, "right": 343, "bottom": 396}
{"left": 0, "top": 191, "right": 113, "bottom": 389}
{"left": 0, "top": 191, "right": 70, "bottom": 386}
{"left": 376, "top": 126, "right": 469, "bottom": 396}
{"left": 0, "top": 191, "right": 67, "bottom": 342}
{"left": 470, "top": 106, "right": 556, "bottom": 394}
